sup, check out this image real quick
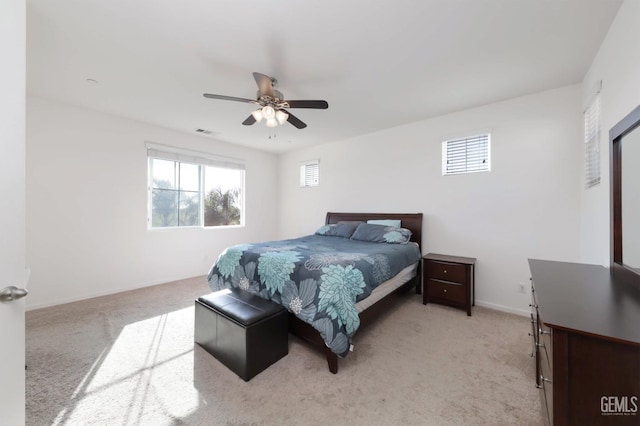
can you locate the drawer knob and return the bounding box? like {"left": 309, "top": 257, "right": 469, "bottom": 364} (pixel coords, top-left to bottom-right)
{"left": 443, "top": 270, "right": 447, "bottom": 273}
{"left": 535, "top": 383, "right": 543, "bottom": 389}
{"left": 539, "top": 328, "right": 551, "bottom": 335}
{"left": 529, "top": 303, "right": 538, "bottom": 309}
{"left": 443, "top": 289, "right": 447, "bottom": 293}
{"left": 540, "top": 375, "right": 551, "bottom": 383}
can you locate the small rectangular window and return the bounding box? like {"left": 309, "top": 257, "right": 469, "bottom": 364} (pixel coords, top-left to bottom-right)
{"left": 584, "top": 94, "right": 601, "bottom": 189}
{"left": 147, "top": 143, "right": 245, "bottom": 229}
{"left": 300, "top": 160, "right": 320, "bottom": 187}
{"left": 442, "top": 134, "right": 490, "bottom": 175}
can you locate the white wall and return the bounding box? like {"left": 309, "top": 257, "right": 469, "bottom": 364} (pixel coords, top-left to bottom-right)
{"left": 278, "top": 85, "right": 583, "bottom": 315}
{"left": 580, "top": 0, "right": 640, "bottom": 265}
{"left": 26, "top": 96, "right": 279, "bottom": 310}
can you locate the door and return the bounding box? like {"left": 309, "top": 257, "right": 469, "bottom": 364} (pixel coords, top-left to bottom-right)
{"left": 0, "top": 0, "right": 27, "bottom": 424}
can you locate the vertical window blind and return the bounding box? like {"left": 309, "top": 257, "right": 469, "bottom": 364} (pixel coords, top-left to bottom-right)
{"left": 584, "top": 94, "right": 601, "bottom": 189}
{"left": 442, "top": 134, "right": 490, "bottom": 175}
{"left": 300, "top": 160, "right": 320, "bottom": 187}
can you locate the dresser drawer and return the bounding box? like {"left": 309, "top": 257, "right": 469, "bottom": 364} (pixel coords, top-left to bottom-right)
{"left": 530, "top": 278, "right": 538, "bottom": 310}
{"left": 426, "top": 260, "right": 467, "bottom": 283}
{"left": 426, "top": 278, "right": 465, "bottom": 304}
{"left": 536, "top": 321, "right": 552, "bottom": 426}
{"left": 539, "top": 342, "right": 553, "bottom": 426}
{"left": 538, "top": 372, "right": 552, "bottom": 426}
{"left": 539, "top": 323, "right": 552, "bottom": 373}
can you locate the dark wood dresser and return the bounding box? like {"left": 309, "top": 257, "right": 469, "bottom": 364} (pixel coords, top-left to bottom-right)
{"left": 423, "top": 253, "right": 475, "bottom": 316}
{"left": 529, "top": 259, "right": 640, "bottom": 426}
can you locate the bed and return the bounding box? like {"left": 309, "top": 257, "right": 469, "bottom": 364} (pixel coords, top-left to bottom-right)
{"left": 207, "top": 212, "right": 423, "bottom": 373}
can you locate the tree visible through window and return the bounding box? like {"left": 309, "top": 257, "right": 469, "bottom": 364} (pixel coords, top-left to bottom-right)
{"left": 149, "top": 154, "right": 244, "bottom": 229}
{"left": 203, "top": 166, "right": 242, "bottom": 226}
{"left": 151, "top": 159, "right": 201, "bottom": 227}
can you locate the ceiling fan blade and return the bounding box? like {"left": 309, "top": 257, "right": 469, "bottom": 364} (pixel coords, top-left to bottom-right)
{"left": 253, "top": 72, "right": 275, "bottom": 98}
{"left": 242, "top": 115, "right": 256, "bottom": 126}
{"left": 285, "top": 100, "right": 329, "bottom": 109}
{"left": 285, "top": 111, "right": 307, "bottom": 129}
{"left": 203, "top": 93, "right": 254, "bottom": 103}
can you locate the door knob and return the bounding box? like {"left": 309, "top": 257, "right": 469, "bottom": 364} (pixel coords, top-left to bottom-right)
{"left": 0, "top": 286, "right": 28, "bottom": 302}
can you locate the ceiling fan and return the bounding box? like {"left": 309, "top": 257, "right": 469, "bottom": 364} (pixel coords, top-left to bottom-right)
{"left": 203, "top": 72, "right": 328, "bottom": 129}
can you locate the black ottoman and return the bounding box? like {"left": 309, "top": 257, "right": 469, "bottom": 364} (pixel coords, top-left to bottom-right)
{"left": 194, "top": 288, "right": 288, "bottom": 381}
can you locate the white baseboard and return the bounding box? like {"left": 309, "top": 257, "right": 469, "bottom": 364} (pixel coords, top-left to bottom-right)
{"left": 474, "top": 299, "right": 529, "bottom": 317}
{"left": 26, "top": 275, "right": 207, "bottom": 311}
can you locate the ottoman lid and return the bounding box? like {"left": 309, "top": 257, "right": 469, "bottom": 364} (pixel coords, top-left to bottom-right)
{"left": 198, "top": 289, "right": 285, "bottom": 326}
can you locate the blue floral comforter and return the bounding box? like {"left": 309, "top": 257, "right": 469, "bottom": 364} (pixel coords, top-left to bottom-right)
{"left": 207, "top": 235, "right": 421, "bottom": 357}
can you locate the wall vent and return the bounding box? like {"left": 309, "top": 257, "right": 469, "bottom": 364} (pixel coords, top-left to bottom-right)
{"left": 196, "top": 128, "right": 213, "bottom": 135}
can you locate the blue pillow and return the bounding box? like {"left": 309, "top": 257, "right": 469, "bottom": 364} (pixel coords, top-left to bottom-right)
{"left": 351, "top": 223, "right": 412, "bottom": 244}
{"left": 315, "top": 222, "right": 361, "bottom": 238}
{"left": 367, "top": 219, "right": 401, "bottom": 228}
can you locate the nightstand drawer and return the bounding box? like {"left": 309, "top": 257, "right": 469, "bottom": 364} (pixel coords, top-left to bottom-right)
{"left": 423, "top": 253, "right": 476, "bottom": 316}
{"left": 426, "top": 278, "right": 465, "bottom": 304}
{"left": 426, "top": 260, "right": 466, "bottom": 283}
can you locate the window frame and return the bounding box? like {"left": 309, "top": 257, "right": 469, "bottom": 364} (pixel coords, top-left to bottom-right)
{"left": 146, "top": 143, "right": 245, "bottom": 230}
{"left": 584, "top": 93, "right": 601, "bottom": 189}
{"left": 300, "top": 159, "right": 320, "bottom": 187}
{"left": 201, "top": 164, "right": 245, "bottom": 229}
{"left": 442, "top": 133, "right": 491, "bottom": 176}
{"left": 148, "top": 158, "right": 203, "bottom": 229}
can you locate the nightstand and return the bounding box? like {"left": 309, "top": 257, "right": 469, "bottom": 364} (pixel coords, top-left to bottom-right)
{"left": 422, "top": 253, "right": 476, "bottom": 316}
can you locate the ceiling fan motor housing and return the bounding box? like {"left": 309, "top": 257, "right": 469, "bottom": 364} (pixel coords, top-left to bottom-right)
{"left": 257, "top": 90, "right": 284, "bottom": 102}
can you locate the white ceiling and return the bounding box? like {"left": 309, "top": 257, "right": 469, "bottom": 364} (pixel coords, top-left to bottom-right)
{"left": 26, "top": 0, "right": 621, "bottom": 153}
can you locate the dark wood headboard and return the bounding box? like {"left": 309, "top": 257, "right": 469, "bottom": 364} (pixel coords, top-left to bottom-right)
{"left": 325, "top": 212, "right": 423, "bottom": 250}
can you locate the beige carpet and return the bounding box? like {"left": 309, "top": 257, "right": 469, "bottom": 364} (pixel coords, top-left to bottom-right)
{"left": 26, "top": 277, "right": 542, "bottom": 425}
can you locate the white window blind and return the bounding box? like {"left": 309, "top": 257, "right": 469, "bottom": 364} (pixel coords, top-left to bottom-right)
{"left": 584, "top": 94, "right": 601, "bottom": 189}
{"left": 442, "top": 134, "right": 490, "bottom": 175}
{"left": 300, "top": 160, "right": 319, "bottom": 187}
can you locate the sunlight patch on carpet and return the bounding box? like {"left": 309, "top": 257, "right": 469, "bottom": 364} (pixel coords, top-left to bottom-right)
{"left": 53, "top": 307, "right": 200, "bottom": 425}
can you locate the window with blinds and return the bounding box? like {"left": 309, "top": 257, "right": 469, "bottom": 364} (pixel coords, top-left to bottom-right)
{"left": 584, "top": 94, "right": 601, "bottom": 189}
{"left": 300, "top": 160, "right": 320, "bottom": 187}
{"left": 442, "top": 134, "right": 491, "bottom": 175}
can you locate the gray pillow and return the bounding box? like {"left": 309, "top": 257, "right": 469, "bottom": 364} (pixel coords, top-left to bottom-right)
{"left": 351, "top": 223, "right": 412, "bottom": 244}
{"left": 315, "top": 222, "right": 361, "bottom": 238}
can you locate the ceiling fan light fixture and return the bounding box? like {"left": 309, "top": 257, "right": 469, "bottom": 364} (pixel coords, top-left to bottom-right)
{"left": 266, "top": 118, "right": 278, "bottom": 128}
{"left": 262, "top": 105, "right": 275, "bottom": 120}
{"left": 251, "top": 109, "right": 263, "bottom": 123}
{"left": 275, "top": 110, "right": 289, "bottom": 125}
